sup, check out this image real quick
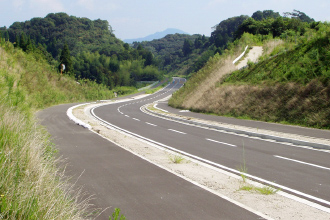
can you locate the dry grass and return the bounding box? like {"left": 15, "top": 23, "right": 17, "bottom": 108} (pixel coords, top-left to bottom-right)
{"left": 0, "top": 105, "right": 94, "bottom": 219}
{"left": 182, "top": 57, "right": 236, "bottom": 108}
{"left": 185, "top": 80, "right": 330, "bottom": 128}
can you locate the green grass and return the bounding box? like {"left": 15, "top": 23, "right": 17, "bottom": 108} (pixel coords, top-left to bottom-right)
{"left": 169, "top": 27, "right": 330, "bottom": 129}
{"left": 239, "top": 184, "right": 279, "bottom": 195}
{"left": 255, "top": 186, "right": 280, "bottom": 195}
{"left": 0, "top": 39, "right": 124, "bottom": 219}
{"left": 169, "top": 154, "right": 185, "bottom": 164}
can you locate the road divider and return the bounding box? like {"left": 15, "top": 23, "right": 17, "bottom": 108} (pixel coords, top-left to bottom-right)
{"left": 142, "top": 103, "right": 330, "bottom": 151}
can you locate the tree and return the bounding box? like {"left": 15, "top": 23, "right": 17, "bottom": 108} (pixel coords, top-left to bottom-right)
{"left": 19, "top": 33, "right": 27, "bottom": 51}
{"left": 59, "top": 43, "right": 72, "bottom": 73}
{"left": 182, "top": 39, "right": 193, "bottom": 56}
{"left": 284, "top": 10, "right": 315, "bottom": 23}
{"left": 252, "top": 11, "right": 264, "bottom": 21}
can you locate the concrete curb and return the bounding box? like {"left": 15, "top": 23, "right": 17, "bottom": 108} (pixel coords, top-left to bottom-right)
{"left": 144, "top": 105, "right": 330, "bottom": 150}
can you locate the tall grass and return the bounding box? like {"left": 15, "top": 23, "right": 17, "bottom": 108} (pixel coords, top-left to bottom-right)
{"left": 0, "top": 104, "right": 91, "bottom": 219}
{"left": 0, "top": 40, "right": 119, "bottom": 218}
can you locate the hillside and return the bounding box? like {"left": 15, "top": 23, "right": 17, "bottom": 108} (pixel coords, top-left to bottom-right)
{"left": 133, "top": 33, "right": 212, "bottom": 75}
{"left": 169, "top": 22, "right": 330, "bottom": 129}
{"left": 0, "top": 38, "right": 117, "bottom": 218}
{"left": 0, "top": 13, "right": 162, "bottom": 89}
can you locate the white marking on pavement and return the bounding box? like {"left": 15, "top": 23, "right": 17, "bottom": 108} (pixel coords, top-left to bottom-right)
{"left": 274, "top": 155, "right": 330, "bottom": 171}
{"left": 125, "top": 115, "right": 130, "bottom": 118}
{"left": 133, "top": 118, "right": 140, "bottom": 121}
{"left": 154, "top": 103, "right": 168, "bottom": 112}
{"left": 146, "top": 122, "right": 157, "bottom": 127}
{"left": 168, "top": 129, "right": 186, "bottom": 135}
{"left": 206, "top": 138, "right": 237, "bottom": 147}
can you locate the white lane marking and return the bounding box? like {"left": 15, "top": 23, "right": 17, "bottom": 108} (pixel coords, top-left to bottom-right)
{"left": 274, "top": 155, "right": 330, "bottom": 171}
{"left": 154, "top": 103, "right": 168, "bottom": 112}
{"left": 146, "top": 122, "right": 157, "bottom": 127}
{"left": 125, "top": 115, "right": 130, "bottom": 118}
{"left": 168, "top": 129, "right": 186, "bottom": 135}
{"left": 92, "top": 106, "right": 330, "bottom": 211}
{"left": 133, "top": 118, "right": 140, "bottom": 121}
{"left": 206, "top": 138, "right": 237, "bottom": 147}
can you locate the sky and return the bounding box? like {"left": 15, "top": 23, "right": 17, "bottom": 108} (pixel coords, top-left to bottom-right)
{"left": 1, "top": 0, "right": 329, "bottom": 40}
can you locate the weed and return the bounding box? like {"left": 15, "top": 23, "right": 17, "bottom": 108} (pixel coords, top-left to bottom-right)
{"left": 238, "top": 143, "right": 248, "bottom": 183}
{"left": 255, "top": 185, "right": 279, "bottom": 195}
{"left": 239, "top": 185, "right": 254, "bottom": 192}
{"left": 109, "top": 208, "right": 126, "bottom": 220}
{"left": 169, "top": 154, "right": 185, "bottom": 164}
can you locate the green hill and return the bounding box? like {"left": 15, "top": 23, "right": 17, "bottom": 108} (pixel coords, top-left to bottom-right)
{"left": 1, "top": 13, "right": 162, "bottom": 89}
{"left": 170, "top": 21, "right": 330, "bottom": 129}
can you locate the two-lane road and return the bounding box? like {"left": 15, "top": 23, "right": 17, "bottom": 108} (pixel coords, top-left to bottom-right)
{"left": 93, "top": 77, "right": 330, "bottom": 208}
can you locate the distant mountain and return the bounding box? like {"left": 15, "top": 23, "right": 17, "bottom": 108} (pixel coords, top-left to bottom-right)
{"left": 124, "top": 28, "right": 189, "bottom": 43}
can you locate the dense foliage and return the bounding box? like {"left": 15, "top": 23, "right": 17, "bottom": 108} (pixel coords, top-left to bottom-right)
{"left": 0, "top": 13, "right": 162, "bottom": 89}
{"left": 132, "top": 34, "right": 211, "bottom": 75}
{"left": 134, "top": 10, "right": 301, "bottom": 76}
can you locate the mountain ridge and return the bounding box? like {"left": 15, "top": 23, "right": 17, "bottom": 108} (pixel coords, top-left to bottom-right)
{"left": 124, "top": 28, "right": 189, "bottom": 43}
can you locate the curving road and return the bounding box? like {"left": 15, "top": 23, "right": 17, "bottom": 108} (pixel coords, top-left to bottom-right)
{"left": 93, "top": 77, "right": 330, "bottom": 209}
{"left": 37, "top": 81, "right": 264, "bottom": 219}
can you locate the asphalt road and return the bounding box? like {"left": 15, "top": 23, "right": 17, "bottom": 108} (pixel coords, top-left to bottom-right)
{"left": 93, "top": 78, "right": 330, "bottom": 208}
{"left": 37, "top": 103, "right": 263, "bottom": 219}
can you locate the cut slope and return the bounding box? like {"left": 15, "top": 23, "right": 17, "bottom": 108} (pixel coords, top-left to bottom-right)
{"left": 170, "top": 32, "right": 330, "bottom": 129}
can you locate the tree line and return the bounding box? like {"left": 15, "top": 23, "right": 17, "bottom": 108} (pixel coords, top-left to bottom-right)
{"left": 0, "top": 13, "right": 162, "bottom": 89}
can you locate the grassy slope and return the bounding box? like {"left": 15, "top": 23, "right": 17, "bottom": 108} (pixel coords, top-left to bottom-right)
{"left": 169, "top": 31, "right": 330, "bottom": 129}
{"left": 0, "top": 40, "right": 115, "bottom": 219}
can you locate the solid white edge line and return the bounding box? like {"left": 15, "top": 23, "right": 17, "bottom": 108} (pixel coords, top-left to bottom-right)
{"left": 67, "top": 104, "right": 92, "bottom": 129}
{"left": 90, "top": 107, "right": 272, "bottom": 220}
{"left": 154, "top": 103, "right": 169, "bottom": 112}
{"left": 206, "top": 138, "right": 237, "bottom": 147}
{"left": 88, "top": 127, "right": 273, "bottom": 220}
{"left": 91, "top": 106, "right": 330, "bottom": 212}
{"left": 274, "top": 155, "right": 330, "bottom": 171}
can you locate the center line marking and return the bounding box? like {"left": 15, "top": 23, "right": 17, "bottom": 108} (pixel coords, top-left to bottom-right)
{"left": 125, "top": 115, "right": 130, "bottom": 117}
{"left": 146, "top": 122, "right": 157, "bottom": 126}
{"left": 168, "top": 129, "right": 186, "bottom": 135}
{"left": 133, "top": 118, "right": 140, "bottom": 121}
{"left": 206, "top": 139, "right": 237, "bottom": 147}
{"left": 274, "top": 155, "right": 330, "bottom": 171}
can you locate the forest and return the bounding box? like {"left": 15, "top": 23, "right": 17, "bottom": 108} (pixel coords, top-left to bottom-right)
{"left": 134, "top": 10, "right": 316, "bottom": 76}
{"left": 0, "top": 10, "right": 318, "bottom": 87}
{"left": 0, "top": 13, "right": 162, "bottom": 90}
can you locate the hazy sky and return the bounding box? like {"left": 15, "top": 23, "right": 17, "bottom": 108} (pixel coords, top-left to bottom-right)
{"left": 1, "top": 0, "right": 329, "bottom": 40}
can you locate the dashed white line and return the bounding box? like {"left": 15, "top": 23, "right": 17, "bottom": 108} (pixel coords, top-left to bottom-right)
{"left": 274, "top": 155, "right": 330, "bottom": 171}
{"left": 133, "top": 118, "right": 140, "bottom": 121}
{"left": 168, "top": 129, "right": 186, "bottom": 135}
{"left": 146, "top": 122, "right": 157, "bottom": 127}
{"left": 206, "top": 138, "right": 237, "bottom": 147}
{"left": 125, "top": 115, "right": 130, "bottom": 118}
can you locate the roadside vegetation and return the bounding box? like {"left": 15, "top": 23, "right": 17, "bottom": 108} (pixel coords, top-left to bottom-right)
{"left": 0, "top": 38, "right": 121, "bottom": 218}
{"left": 169, "top": 16, "right": 330, "bottom": 129}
